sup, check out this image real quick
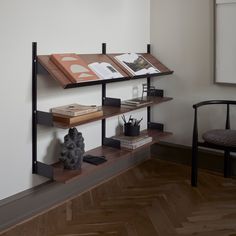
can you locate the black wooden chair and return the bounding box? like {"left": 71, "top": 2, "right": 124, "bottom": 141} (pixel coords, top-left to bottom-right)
{"left": 191, "top": 100, "right": 236, "bottom": 186}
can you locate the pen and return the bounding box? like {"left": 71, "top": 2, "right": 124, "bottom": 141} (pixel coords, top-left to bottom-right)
{"left": 136, "top": 117, "right": 143, "bottom": 126}
{"left": 121, "top": 114, "right": 126, "bottom": 124}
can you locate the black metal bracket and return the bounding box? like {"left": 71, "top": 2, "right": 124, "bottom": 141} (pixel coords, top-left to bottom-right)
{"left": 36, "top": 161, "right": 54, "bottom": 179}
{"left": 103, "top": 138, "right": 121, "bottom": 149}
{"left": 148, "top": 122, "right": 164, "bottom": 131}
{"left": 37, "top": 111, "right": 54, "bottom": 126}
{"left": 103, "top": 97, "right": 121, "bottom": 107}
{"left": 147, "top": 89, "right": 164, "bottom": 97}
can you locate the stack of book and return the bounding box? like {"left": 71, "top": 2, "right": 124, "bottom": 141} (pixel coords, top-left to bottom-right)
{"left": 113, "top": 133, "right": 152, "bottom": 150}
{"left": 51, "top": 103, "right": 103, "bottom": 125}
{"left": 121, "top": 98, "right": 153, "bottom": 108}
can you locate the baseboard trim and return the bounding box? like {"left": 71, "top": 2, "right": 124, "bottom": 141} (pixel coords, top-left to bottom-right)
{"left": 0, "top": 148, "right": 150, "bottom": 233}
{"left": 151, "top": 141, "right": 236, "bottom": 175}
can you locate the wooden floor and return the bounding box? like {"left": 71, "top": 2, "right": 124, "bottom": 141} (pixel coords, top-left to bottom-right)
{"left": 1, "top": 158, "right": 236, "bottom": 236}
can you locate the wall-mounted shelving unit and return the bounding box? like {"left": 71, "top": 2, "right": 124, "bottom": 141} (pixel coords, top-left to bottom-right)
{"left": 32, "top": 42, "right": 174, "bottom": 183}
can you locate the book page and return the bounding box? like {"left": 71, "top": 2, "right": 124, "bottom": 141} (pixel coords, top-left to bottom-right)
{"left": 100, "top": 62, "right": 122, "bottom": 78}
{"left": 89, "top": 62, "right": 122, "bottom": 79}
{"left": 88, "top": 62, "right": 113, "bottom": 80}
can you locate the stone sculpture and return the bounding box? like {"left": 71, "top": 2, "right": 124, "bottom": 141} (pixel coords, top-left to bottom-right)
{"left": 60, "top": 128, "right": 85, "bottom": 170}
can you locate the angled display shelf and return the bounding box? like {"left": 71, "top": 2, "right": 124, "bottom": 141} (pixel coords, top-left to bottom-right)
{"left": 38, "top": 54, "right": 130, "bottom": 88}
{"left": 108, "top": 53, "right": 173, "bottom": 79}
{"left": 37, "top": 49, "right": 173, "bottom": 89}
{"left": 32, "top": 42, "right": 174, "bottom": 183}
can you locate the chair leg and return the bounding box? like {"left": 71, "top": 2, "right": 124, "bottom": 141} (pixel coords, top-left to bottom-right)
{"left": 191, "top": 144, "right": 198, "bottom": 187}
{"left": 224, "top": 150, "right": 231, "bottom": 178}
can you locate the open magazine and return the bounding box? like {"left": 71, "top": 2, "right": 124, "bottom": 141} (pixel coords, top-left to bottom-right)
{"left": 88, "top": 62, "right": 122, "bottom": 80}
{"left": 115, "top": 53, "right": 160, "bottom": 76}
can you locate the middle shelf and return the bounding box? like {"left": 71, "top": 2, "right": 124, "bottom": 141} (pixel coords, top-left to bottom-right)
{"left": 37, "top": 96, "right": 173, "bottom": 129}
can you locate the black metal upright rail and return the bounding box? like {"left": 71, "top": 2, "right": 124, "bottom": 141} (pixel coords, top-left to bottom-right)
{"left": 32, "top": 42, "right": 38, "bottom": 174}
{"left": 32, "top": 42, "right": 55, "bottom": 179}
{"left": 102, "top": 43, "right": 106, "bottom": 146}
{"left": 147, "top": 44, "right": 151, "bottom": 125}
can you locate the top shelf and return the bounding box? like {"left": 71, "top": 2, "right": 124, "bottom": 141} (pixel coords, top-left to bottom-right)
{"left": 37, "top": 53, "right": 173, "bottom": 89}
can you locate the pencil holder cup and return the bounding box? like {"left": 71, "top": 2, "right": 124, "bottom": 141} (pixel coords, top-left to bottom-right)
{"left": 124, "top": 123, "right": 140, "bottom": 136}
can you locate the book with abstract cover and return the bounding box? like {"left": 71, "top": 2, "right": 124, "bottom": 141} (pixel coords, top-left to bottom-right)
{"left": 50, "top": 53, "right": 99, "bottom": 83}
{"left": 114, "top": 53, "right": 160, "bottom": 76}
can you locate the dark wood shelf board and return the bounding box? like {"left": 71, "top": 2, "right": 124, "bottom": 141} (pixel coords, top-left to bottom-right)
{"left": 145, "top": 129, "right": 172, "bottom": 142}
{"left": 51, "top": 129, "right": 172, "bottom": 183}
{"left": 38, "top": 54, "right": 130, "bottom": 89}
{"left": 52, "top": 96, "right": 173, "bottom": 129}
{"left": 37, "top": 53, "right": 173, "bottom": 89}
{"left": 140, "top": 53, "right": 173, "bottom": 75}
{"left": 52, "top": 146, "right": 130, "bottom": 183}
{"left": 38, "top": 55, "right": 69, "bottom": 88}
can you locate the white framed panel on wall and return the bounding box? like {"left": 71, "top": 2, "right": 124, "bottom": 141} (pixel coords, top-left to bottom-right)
{"left": 215, "top": 0, "right": 236, "bottom": 84}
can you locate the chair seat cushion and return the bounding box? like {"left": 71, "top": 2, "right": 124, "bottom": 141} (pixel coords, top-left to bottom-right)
{"left": 202, "top": 129, "right": 236, "bottom": 147}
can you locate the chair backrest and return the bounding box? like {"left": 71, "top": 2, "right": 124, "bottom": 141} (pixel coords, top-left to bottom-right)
{"left": 193, "top": 100, "right": 236, "bottom": 130}
{"left": 192, "top": 100, "right": 236, "bottom": 146}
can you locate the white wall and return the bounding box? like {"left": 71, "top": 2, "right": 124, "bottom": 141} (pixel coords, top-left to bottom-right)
{"left": 0, "top": 0, "right": 150, "bottom": 200}
{"left": 150, "top": 0, "right": 236, "bottom": 146}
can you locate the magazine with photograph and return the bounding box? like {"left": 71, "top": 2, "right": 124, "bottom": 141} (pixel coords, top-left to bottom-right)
{"left": 115, "top": 53, "right": 160, "bottom": 76}
{"left": 88, "top": 62, "right": 123, "bottom": 80}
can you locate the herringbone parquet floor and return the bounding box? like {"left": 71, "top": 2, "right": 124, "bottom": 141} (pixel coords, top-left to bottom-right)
{"left": 53, "top": 159, "right": 236, "bottom": 236}
{"left": 2, "top": 158, "right": 236, "bottom": 236}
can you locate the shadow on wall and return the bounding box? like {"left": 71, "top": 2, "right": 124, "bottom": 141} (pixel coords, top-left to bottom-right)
{"left": 31, "top": 131, "right": 61, "bottom": 186}
{"left": 43, "top": 131, "right": 62, "bottom": 165}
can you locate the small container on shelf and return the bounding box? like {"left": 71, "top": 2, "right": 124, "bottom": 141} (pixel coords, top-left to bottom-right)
{"left": 122, "top": 114, "right": 143, "bottom": 136}
{"left": 124, "top": 123, "right": 140, "bottom": 136}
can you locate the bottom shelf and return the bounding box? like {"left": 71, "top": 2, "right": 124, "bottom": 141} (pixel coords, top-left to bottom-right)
{"left": 50, "top": 129, "right": 172, "bottom": 183}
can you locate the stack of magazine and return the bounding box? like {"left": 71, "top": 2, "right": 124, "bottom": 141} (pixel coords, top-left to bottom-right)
{"left": 113, "top": 133, "right": 152, "bottom": 150}
{"left": 51, "top": 103, "right": 103, "bottom": 125}
{"left": 121, "top": 98, "right": 153, "bottom": 108}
